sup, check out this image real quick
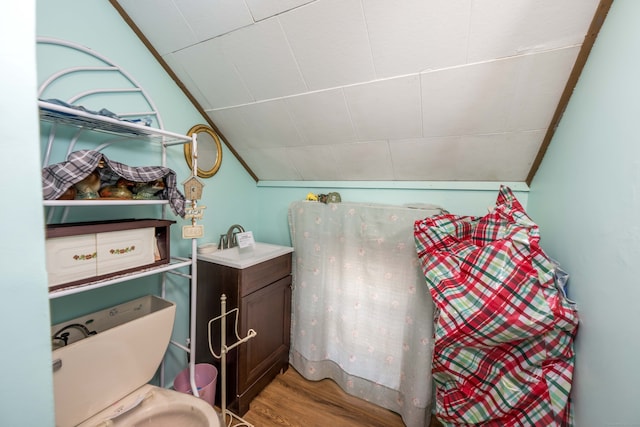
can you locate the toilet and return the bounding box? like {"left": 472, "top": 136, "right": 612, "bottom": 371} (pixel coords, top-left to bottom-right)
{"left": 51, "top": 295, "right": 220, "bottom": 427}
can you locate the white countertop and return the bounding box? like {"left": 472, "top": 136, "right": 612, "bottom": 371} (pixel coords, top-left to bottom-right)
{"left": 197, "top": 242, "right": 293, "bottom": 269}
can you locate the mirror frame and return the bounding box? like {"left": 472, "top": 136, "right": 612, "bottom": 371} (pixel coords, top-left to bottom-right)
{"left": 183, "top": 124, "right": 223, "bottom": 178}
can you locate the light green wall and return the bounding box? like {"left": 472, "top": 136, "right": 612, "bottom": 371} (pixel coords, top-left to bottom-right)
{"left": 0, "top": 1, "right": 55, "bottom": 425}
{"left": 527, "top": 1, "right": 640, "bottom": 425}
{"left": 254, "top": 182, "right": 529, "bottom": 246}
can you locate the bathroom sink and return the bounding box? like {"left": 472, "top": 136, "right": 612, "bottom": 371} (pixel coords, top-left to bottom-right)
{"left": 197, "top": 242, "right": 293, "bottom": 269}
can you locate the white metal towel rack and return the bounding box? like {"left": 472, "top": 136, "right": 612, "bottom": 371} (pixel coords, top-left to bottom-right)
{"left": 208, "top": 295, "right": 257, "bottom": 427}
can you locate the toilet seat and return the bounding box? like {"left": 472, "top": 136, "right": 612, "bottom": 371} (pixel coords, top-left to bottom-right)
{"left": 76, "top": 384, "right": 221, "bottom": 427}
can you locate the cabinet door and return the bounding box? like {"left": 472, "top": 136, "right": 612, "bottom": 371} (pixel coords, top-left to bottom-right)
{"left": 238, "top": 275, "right": 291, "bottom": 394}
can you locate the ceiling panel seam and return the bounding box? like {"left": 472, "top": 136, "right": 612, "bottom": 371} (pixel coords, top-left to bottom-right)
{"left": 276, "top": 17, "right": 309, "bottom": 93}
{"left": 203, "top": 47, "right": 580, "bottom": 113}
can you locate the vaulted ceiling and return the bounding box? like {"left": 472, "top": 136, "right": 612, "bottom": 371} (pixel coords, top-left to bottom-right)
{"left": 111, "top": 0, "right": 609, "bottom": 184}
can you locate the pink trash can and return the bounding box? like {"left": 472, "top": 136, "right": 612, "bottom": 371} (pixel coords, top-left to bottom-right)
{"left": 173, "top": 363, "right": 218, "bottom": 407}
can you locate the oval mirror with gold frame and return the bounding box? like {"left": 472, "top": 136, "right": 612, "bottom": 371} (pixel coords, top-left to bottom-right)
{"left": 184, "top": 124, "right": 223, "bottom": 178}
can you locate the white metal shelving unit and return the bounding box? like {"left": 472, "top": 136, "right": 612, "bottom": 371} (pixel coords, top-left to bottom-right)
{"left": 39, "top": 37, "right": 203, "bottom": 399}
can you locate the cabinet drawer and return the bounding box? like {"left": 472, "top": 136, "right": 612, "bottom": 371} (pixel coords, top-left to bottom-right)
{"left": 46, "top": 234, "right": 98, "bottom": 287}
{"left": 46, "top": 219, "right": 173, "bottom": 291}
{"left": 96, "top": 228, "right": 156, "bottom": 276}
{"left": 239, "top": 253, "right": 291, "bottom": 297}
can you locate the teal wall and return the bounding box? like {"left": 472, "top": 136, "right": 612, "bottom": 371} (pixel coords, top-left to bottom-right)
{"left": 527, "top": 1, "right": 640, "bottom": 425}
{"left": 254, "top": 182, "right": 529, "bottom": 246}
{"left": 0, "top": 1, "right": 55, "bottom": 425}
{"left": 0, "top": 0, "right": 543, "bottom": 425}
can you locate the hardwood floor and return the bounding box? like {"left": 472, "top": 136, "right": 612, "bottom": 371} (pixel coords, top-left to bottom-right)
{"left": 240, "top": 366, "right": 443, "bottom": 427}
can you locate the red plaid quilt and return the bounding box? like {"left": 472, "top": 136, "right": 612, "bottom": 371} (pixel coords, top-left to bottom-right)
{"left": 414, "top": 186, "right": 578, "bottom": 426}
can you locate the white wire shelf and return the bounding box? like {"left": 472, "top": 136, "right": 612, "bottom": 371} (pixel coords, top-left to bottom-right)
{"left": 43, "top": 199, "right": 170, "bottom": 207}
{"left": 48, "top": 257, "right": 193, "bottom": 299}
{"left": 38, "top": 100, "right": 192, "bottom": 146}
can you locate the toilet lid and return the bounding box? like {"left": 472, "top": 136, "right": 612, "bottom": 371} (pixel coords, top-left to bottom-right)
{"left": 52, "top": 296, "right": 177, "bottom": 427}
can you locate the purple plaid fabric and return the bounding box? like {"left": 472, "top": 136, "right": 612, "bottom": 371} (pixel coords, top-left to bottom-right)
{"left": 414, "top": 186, "right": 578, "bottom": 426}
{"left": 42, "top": 150, "right": 186, "bottom": 217}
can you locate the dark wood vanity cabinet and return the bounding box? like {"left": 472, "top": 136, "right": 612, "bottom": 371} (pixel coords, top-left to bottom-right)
{"left": 194, "top": 253, "right": 292, "bottom": 415}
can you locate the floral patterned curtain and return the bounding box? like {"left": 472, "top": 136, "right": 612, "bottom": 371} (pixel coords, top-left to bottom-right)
{"left": 288, "top": 201, "right": 445, "bottom": 427}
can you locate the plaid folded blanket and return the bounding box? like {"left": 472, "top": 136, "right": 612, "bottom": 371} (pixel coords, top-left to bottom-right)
{"left": 42, "top": 150, "right": 186, "bottom": 217}
{"left": 414, "top": 186, "right": 578, "bottom": 426}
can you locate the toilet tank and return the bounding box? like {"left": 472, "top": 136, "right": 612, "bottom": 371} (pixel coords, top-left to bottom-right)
{"left": 51, "top": 295, "right": 176, "bottom": 427}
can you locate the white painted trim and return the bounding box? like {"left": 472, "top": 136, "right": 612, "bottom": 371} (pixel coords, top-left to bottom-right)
{"left": 256, "top": 180, "right": 530, "bottom": 191}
